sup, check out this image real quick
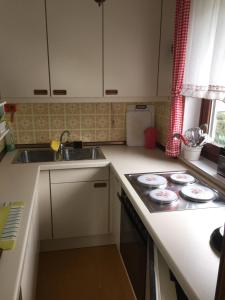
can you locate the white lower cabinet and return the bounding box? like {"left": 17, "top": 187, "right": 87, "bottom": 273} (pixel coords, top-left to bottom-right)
{"left": 110, "top": 169, "right": 121, "bottom": 250}
{"left": 154, "top": 247, "right": 177, "bottom": 300}
{"left": 50, "top": 168, "right": 109, "bottom": 239}
{"left": 20, "top": 193, "right": 39, "bottom": 300}
{"left": 38, "top": 171, "right": 52, "bottom": 240}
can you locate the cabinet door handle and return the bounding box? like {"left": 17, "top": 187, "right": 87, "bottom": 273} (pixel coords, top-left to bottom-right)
{"left": 53, "top": 89, "right": 67, "bottom": 95}
{"left": 105, "top": 89, "right": 118, "bottom": 95}
{"left": 94, "top": 0, "right": 106, "bottom": 6}
{"left": 94, "top": 182, "right": 107, "bottom": 188}
{"left": 33, "top": 89, "right": 48, "bottom": 95}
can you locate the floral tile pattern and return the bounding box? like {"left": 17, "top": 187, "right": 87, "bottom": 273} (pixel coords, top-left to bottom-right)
{"left": 81, "top": 115, "right": 95, "bottom": 129}
{"left": 17, "top": 116, "right": 34, "bottom": 131}
{"left": 110, "top": 129, "right": 126, "bottom": 141}
{"left": 81, "top": 130, "right": 95, "bottom": 142}
{"left": 65, "top": 103, "right": 80, "bottom": 115}
{"left": 81, "top": 103, "right": 96, "bottom": 114}
{"left": 49, "top": 103, "right": 65, "bottom": 115}
{"left": 111, "top": 115, "right": 125, "bottom": 129}
{"left": 112, "top": 103, "right": 125, "bottom": 114}
{"left": 35, "top": 131, "right": 50, "bottom": 143}
{"left": 65, "top": 116, "right": 80, "bottom": 129}
{"left": 96, "top": 129, "right": 110, "bottom": 141}
{"left": 34, "top": 116, "right": 49, "bottom": 130}
{"left": 5, "top": 101, "right": 170, "bottom": 146}
{"left": 50, "top": 115, "right": 65, "bottom": 130}
{"left": 33, "top": 103, "right": 49, "bottom": 115}
{"left": 96, "top": 115, "right": 110, "bottom": 129}
{"left": 69, "top": 130, "right": 81, "bottom": 141}
{"left": 16, "top": 103, "right": 33, "bottom": 114}
{"left": 17, "top": 131, "right": 35, "bottom": 144}
{"left": 96, "top": 103, "right": 110, "bottom": 114}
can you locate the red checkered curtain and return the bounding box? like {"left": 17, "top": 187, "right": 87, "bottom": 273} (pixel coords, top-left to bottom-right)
{"left": 166, "top": 0, "right": 191, "bottom": 157}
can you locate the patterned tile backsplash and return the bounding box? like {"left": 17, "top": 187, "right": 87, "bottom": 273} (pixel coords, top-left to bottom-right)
{"left": 5, "top": 102, "right": 170, "bottom": 146}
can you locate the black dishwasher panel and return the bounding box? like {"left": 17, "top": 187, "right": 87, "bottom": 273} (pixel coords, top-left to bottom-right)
{"left": 119, "top": 190, "right": 156, "bottom": 300}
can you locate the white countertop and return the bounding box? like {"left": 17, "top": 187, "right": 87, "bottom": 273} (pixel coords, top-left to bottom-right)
{"left": 0, "top": 146, "right": 224, "bottom": 300}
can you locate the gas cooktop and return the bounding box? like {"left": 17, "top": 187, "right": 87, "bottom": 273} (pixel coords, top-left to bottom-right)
{"left": 125, "top": 171, "right": 225, "bottom": 213}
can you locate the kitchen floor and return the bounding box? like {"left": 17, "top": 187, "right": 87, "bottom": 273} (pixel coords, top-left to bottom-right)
{"left": 36, "top": 245, "right": 135, "bottom": 300}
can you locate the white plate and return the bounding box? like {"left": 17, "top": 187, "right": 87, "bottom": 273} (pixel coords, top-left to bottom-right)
{"left": 181, "top": 184, "right": 216, "bottom": 202}
{"left": 170, "top": 173, "right": 195, "bottom": 184}
{"left": 137, "top": 174, "right": 167, "bottom": 187}
{"left": 149, "top": 189, "right": 178, "bottom": 204}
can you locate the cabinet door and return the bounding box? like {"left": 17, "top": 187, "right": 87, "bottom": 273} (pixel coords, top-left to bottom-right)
{"left": 38, "top": 171, "right": 52, "bottom": 240}
{"left": 46, "top": 0, "right": 103, "bottom": 97}
{"left": 0, "top": 0, "right": 49, "bottom": 98}
{"left": 110, "top": 170, "right": 121, "bottom": 250}
{"left": 51, "top": 181, "right": 109, "bottom": 239}
{"left": 104, "top": 0, "right": 161, "bottom": 97}
{"left": 21, "top": 194, "right": 39, "bottom": 300}
{"left": 157, "top": 0, "right": 176, "bottom": 96}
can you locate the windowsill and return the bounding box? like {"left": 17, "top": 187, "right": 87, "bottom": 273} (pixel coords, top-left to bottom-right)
{"left": 179, "top": 156, "right": 225, "bottom": 191}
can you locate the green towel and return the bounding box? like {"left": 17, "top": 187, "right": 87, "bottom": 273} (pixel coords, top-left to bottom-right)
{"left": 0, "top": 202, "right": 24, "bottom": 250}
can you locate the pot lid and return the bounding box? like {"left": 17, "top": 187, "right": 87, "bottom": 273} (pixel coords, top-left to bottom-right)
{"left": 170, "top": 173, "right": 195, "bottom": 184}
{"left": 180, "top": 184, "right": 216, "bottom": 202}
{"left": 137, "top": 174, "right": 167, "bottom": 187}
{"left": 149, "top": 189, "right": 178, "bottom": 204}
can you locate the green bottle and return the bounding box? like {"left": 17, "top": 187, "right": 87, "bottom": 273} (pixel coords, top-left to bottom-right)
{"left": 5, "top": 127, "right": 15, "bottom": 152}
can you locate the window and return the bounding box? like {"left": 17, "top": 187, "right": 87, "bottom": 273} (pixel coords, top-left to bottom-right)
{"left": 199, "top": 99, "right": 225, "bottom": 163}
{"left": 209, "top": 100, "right": 225, "bottom": 147}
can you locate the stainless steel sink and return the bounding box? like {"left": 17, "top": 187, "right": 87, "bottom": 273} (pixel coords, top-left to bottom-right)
{"left": 13, "top": 147, "right": 105, "bottom": 163}
{"left": 62, "top": 147, "right": 104, "bottom": 161}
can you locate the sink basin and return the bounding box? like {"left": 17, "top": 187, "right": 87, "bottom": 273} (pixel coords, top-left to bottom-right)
{"left": 62, "top": 147, "right": 104, "bottom": 161}
{"left": 13, "top": 149, "right": 56, "bottom": 163}
{"left": 13, "top": 147, "right": 105, "bottom": 163}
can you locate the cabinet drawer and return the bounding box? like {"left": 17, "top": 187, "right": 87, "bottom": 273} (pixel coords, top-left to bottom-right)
{"left": 50, "top": 167, "right": 109, "bottom": 183}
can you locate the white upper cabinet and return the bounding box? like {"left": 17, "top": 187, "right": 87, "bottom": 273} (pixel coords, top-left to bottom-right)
{"left": 157, "top": 0, "right": 176, "bottom": 96}
{"left": 104, "top": 0, "right": 161, "bottom": 97}
{"left": 46, "top": 0, "right": 103, "bottom": 97}
{"left": 0, "top": 0, "right": 49, "bottom": 98}
{"left": 0, "top": 0, "right": 171, "bottom": 99}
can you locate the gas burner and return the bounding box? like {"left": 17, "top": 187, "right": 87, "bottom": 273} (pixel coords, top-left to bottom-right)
{"left": 170, "top": 173, "right": 195, "bottom": 184}
{"left": 137, "top": 174, "right": 167, "bottom": 188}
{"left": 149, "top": 189, "right": 178, "bottom": 204}
{"left": 180, "top": 184, "right": 216, "bottom": 203}
{"left": 125, "top": 171, "right": 225, "bottom": 213}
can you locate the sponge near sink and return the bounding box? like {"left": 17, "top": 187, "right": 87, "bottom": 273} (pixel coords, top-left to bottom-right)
{"left": 50, "top": 140, "right": 60, "bottom": 152}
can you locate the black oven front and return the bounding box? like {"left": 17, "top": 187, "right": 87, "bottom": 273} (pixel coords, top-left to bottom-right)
{"left": 118, "top": 189, "right": 156, "bottom": 300}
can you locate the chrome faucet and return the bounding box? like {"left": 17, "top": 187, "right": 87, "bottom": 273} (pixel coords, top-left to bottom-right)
{"left": 59, "top": 130, "right": 70, "bottom": 153}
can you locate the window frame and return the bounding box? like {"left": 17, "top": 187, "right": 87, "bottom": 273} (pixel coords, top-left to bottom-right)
{"left": 199, "top": 99, "right": 220, "bottom": 163}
